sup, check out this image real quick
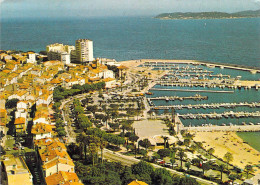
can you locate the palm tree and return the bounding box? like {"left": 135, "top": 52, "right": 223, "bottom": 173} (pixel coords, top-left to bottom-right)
{"left": 89, "top": 143, "right": 98, "bottom": 166}
{"left": 185, "top": 162, "right": 191, "bottom": 171}
{"left": 177, "top": 149, "right": 187, "bottom": 168}
{"left": 99, "top": 139, "right": 108, "bottom": 164}
{"left": 76, "top": 132, "right": 86, "bottom": 159}
{"left": 161, "top": 136, "right": 169, "bottom": 149}
{"left": 244, "top": 165, "right": 254, "bottom": 178}
{"left": 223, "top": 152, "right": 233, "bottom": 170}
{"left": 207, "top": 148, "right": 215, "bottom": 159}
{"left": 219, "top": 164, "right": 225, "bottom": 182}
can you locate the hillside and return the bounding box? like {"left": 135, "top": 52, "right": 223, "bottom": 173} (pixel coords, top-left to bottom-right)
{"left": 155, "top": 10, "right": 260, "bottom": 20}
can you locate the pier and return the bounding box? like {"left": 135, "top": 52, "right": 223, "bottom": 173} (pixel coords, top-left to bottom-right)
{"left": 150, "top": 88, "right": 234, "bottom": 93}
{"left": 147, "top": 94, "right": 208, "bottom": 101}
{"left": 150, "top": 102, "right": 260, "bottom": 110}
{"left": 177, "top": 111, "right": 260, "bottom": 119}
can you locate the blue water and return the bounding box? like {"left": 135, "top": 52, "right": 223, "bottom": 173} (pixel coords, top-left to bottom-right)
{"left": 1, "top": 17, "right": 260, "bottom": 67}
{"left": 146, "top": 62, "right": 260, "bottom": 126}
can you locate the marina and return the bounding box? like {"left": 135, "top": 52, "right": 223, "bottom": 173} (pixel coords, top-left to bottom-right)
{"left": 143, "top": 60, "right": 260, "bottom": 126}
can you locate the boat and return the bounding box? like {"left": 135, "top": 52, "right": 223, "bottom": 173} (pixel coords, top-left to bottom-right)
{"left": 146, "top": 92, "right": 153, "bottom": 95}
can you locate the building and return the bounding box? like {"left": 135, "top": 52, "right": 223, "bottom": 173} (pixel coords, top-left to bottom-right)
{"left": 46, "top": 43, "right": 75, "bottom": 61}
{"left": 128, "top": 180, "right": 149, "bottom": 185}
{"left": 35, "top": 138, "right": 75, "bottom": 177}
{"left": 61, "top": 53, "right": 71, "bottom": 65}
{"left": 75, "top": 39, "right": 94, "bottom": 63}
{"left": 45, "top": 171, "right": 83, "bottom": 185}
{"left": 31, "top": 123, "right": 55, "bottom": 140}
{"left": 26, "top": 53, "right": 36, "bottom": 64}
{"left": 1, "top": 155, "right": 33, "bottom": 185}
{"left": 14, "top": 117, "right": 27, "bottom": 133}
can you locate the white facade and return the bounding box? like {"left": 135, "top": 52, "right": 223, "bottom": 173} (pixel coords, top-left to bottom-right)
{"left": 61, "top": 53, "right": 71, "bottom": 65}
{"left": 34, "top": 132, "right": 52, "bottom": 140}
{"left": 17, "top": 101, "right": 28, "bottom": 111}
{"left": 15, "top": 111, "right": 28, "bottom": 119}
{"left": 75, "top": 39, "right": 94, "bottom": 62}
{"left": 46, "top": 43, "right": 75, "bottom": 61}
{"left": 33, "top": 118, "right": 49, "bottom": 125}
{"left": 27, "top": 53, "right": 36, "bottom": 64}
{"left": 98, "top": 70, "right": 114, "bottom": 79}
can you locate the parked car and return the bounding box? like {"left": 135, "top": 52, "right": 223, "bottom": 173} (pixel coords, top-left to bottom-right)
{"left": 157, "top": 159, "right": 165, "bottom": 164}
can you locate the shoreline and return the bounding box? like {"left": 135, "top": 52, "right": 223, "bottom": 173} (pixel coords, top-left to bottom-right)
{"left": 192, "top": 131, "right": 260, "bottom": 174}
{"left": 155, "top": 16, "right": 260, "bottom": 20}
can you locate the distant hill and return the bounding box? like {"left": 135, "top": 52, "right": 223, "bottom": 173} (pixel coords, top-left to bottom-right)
{"left": 155, "top": 10, "right": 260, "bottom": 20}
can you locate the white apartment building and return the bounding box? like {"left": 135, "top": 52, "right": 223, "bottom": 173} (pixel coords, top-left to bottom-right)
{"left": 46, "top": 43, "right": 75, "bottom": 62}
{"left": 75, "top": 39, "right": 94, "bottom": 63}
{"left": 61, "top": 53, "right": 71, "bottom": 65}
{"left": 26, "top": 53, "right": 36, "bottom": 64}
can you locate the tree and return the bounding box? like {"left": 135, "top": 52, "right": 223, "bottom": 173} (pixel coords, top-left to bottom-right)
{"left": 138, "top": 138, "right": 152, "bottom": 151}
{"left": 183, "top": 138, "right": 191, "bottom": 148}
{"left": 179, "top": 177, "right": 199, "bottom": 185}
{"left": 152, "top": 168, "right": 174, "bottom": 185}
{"left": 229, "top": 174, "right": 237, "bottom": 185}
{"left": 223, "top": 152, "right": 233, "bottom": 170}
{"left": 89, "top": 143, "right": 98, "bottom": 166}
{"left": 177, "top": 150, "right": 187, "bottom": 168}
{"left": 244, "top": 165, "right": 253, "bottom": 178}
{"left": 157, "top": 149, "right": 171, "bottom": 159}
{"left": 6, "top": 98, "right": 19, "bottom": 109}
{"left": 161, "top": 136, "right": 169, "bottom": 149}
{"left": 131, "top": 161, "right": 154, "bottom": 176}
{"left": 219, "top": 164, "right": 226, "bottom": 182}
{"left": 207, "top": 148, "right": 215, "bottom": 159}
{"left": 185, "top": 162, "right": 191, "bottom": 171}
{"left": 99, "top": 139, "right": 108, "bottom": 164}
{"left": 202, "top": 162, "right": 211, "bottom": 175}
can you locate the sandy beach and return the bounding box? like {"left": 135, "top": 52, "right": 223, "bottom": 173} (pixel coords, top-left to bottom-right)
{"left": 192, "top": 131, "right": 260, "bottom": 174}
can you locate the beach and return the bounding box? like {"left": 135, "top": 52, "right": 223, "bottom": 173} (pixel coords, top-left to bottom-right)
{"left": 192, "top": 131, "right": 260, "bottom": 174}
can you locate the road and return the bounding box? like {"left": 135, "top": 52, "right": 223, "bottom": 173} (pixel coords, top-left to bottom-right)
{"left": 103, "top": 149, "right": 217, "bottom": 185}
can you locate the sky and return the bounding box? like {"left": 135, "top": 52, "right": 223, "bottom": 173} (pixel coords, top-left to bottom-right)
{"left": 1, "top": 0, "right": 260, "bottom": 19}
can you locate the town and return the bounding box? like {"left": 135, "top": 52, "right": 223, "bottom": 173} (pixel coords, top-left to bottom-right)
{"left": 0, "top": 39, "right": 259, "bottom": 185}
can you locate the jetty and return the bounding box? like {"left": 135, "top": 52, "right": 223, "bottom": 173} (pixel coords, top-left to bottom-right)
{"left": 147, "top": 94, "right": 208, "bottom": 101}
{"left": 150, "top": 102, "right": 260, "bottom": 110}
{"left": 177, "top": 111, "right": 260, "bottom": 119}
{"left": 150, "top": 88, "right": 234, "bottom": 93}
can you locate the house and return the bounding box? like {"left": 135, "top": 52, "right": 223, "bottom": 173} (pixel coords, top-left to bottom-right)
{"left": 35, "top": 138, "right": 75, "bottom": 177}
{"left": 14, "top": 117, "right": 27, "bottom": 133}
{"left": 36, "top": 92, "right": 53, "bottom": 106}
{"left": 103, "top": 78, "right": 117, "bottom": 88}
{"left": 8, "top": 90, "right": 28, "bottom": 100}
{"left": 31, "top": 123, "right": 55, "bottom": 140}
{"left": 45, "top": 171, "right": 83, "bottom": 185}
{"left": 128, "top": 180, "right": 149, "bottom": 185}
{"left": 0, "top": 108, "right": 7, "bottom": 125}
{"left": 15, "top": 111, "right": 28, "bottom": 119}
{"left": 1, "top": 155, "right": 33, "bottom": 185}
{"left": 17, "top": 100, "right": 30, "bottom": 112}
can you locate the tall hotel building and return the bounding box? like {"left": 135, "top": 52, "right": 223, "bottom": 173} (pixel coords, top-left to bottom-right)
{"left": 75, "top": 39, "right": 94, "bottom": 63}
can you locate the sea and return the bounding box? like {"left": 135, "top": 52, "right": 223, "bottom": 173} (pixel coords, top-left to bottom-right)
{"left": 1, "top": 16, "right": 260, "bottom": 143}
{"left": 1, "top": 16, "right": 260, "bottom": 67}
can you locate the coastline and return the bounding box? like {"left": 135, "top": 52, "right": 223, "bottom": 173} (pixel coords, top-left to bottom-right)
{"left": 192, "top": 131, "right": 260, "bottom": 174}
{"left": 155, "top": 16, "right": 260, "bottom": 20}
